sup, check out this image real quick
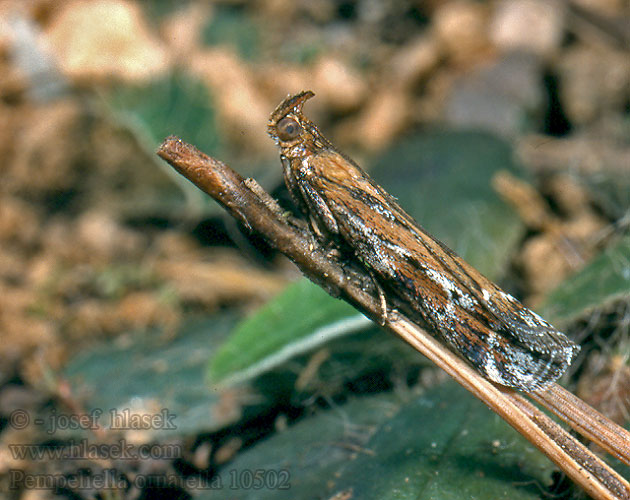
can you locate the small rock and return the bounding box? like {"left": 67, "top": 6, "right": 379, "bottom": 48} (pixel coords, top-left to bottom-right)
{"left": 445, "top": 52, "right": 543, "bottom": 137}
{"left": 490, "top": 0, "right": 566, "bottom": 56}
{"left": 433, "top": 1, "right": 490, "bottom": 62}
{"left": 46, "top": 0, "right": 169, "bottom": 83}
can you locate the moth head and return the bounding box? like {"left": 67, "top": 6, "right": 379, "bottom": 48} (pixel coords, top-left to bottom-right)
{"left": 268, "top": 90, "right": 323, "bottom": 154}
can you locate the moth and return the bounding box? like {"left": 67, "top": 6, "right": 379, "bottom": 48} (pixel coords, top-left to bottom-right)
{"left": 267, "top": 90, "right": 580, "bottom": 392}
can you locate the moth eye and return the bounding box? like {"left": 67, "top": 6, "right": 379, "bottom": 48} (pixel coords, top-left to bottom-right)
{"left": 276, "top": 117, "right": 301, "bottom": 141}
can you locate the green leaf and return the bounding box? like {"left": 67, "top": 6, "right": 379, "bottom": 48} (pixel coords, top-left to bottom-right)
{"left": 64, "top": 315, "right": 240, "bottom": 437}
{"left": 200, "top": 383, "right": 554, "bottom": 500}
{"left": 197, "top": 393, "right": 404, "bottom": 500}
{"left": 540, "top": 235, "right": 630, "bottom": 326}
{"left": 108, "top": 73, "right": 221, "bottom": 156}
{"left": 103, "top": 73, "right": 223, "bottom": 218}
{"left": 208, "top": 279, "right": 369, "bottom": 385}
{"left": 330, "top": 382, "right": 553, "bottom": 499}
{"left": 371, "top": 130, "right": 526, "bottom": 279}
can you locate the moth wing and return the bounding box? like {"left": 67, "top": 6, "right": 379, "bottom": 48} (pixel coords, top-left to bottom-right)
{"left": 404, "top": 231, "right": 580, "bottom": 391}
{"left": 301, "top": 151, "right": 579, "bottom": 391}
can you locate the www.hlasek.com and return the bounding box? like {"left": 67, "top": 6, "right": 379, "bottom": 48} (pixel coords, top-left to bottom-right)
{"left": 9, "top": 438, "right": 181, "bottom": 461}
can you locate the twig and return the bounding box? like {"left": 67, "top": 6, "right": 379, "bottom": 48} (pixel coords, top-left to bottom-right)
{"left": 532, "top": 384, "right": 630, "bottom": 464}
{"left": 157, "top": 136, "right": 630, "bottom": 500}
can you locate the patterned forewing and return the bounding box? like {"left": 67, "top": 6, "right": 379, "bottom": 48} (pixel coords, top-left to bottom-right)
{"left": 302, "top": 152, "right": 579, "bottom": 391}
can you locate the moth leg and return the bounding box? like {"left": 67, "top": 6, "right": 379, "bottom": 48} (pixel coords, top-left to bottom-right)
{"left": 368, "top": 272, "right": 388, "bottom": 325}
{"left": 298, "top": 180, "right": 340, "bottom": 236}
{"left": 309, "top": 214, "right": 326, "bottom": 240}
{"left": 281, "top": 156, "right": 310, "bottom": 216}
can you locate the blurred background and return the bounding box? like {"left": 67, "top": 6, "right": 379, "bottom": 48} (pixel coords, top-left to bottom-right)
{"left": 0, "top": 1, "right": 628, "bottom": 499}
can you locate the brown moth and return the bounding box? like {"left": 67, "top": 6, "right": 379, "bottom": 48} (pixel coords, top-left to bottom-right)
{"left": 268, "top": 90, "right": 579, "bottom": 392}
